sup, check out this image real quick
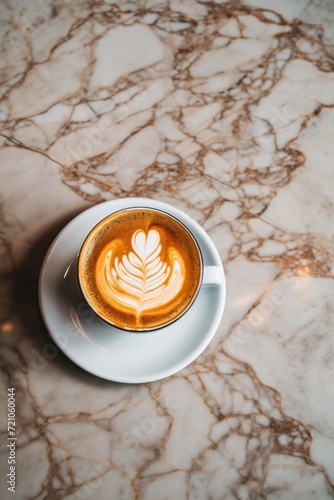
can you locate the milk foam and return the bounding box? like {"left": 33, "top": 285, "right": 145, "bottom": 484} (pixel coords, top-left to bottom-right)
{"left": 96, "top": 229, "right": 185, "bottom": 320}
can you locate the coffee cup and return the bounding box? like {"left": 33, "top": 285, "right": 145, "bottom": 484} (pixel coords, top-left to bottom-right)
{"left": 78, "top": 200, "right": 224, "bottom": 332}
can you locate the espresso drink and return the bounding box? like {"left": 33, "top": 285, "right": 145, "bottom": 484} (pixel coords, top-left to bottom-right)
{"left": 78, "top": 208, "right": 202, "bottom": 331}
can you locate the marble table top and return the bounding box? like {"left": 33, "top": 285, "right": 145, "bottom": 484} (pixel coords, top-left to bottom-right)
{"left": 1, "top": 0, "right": 334, "bottom": 498}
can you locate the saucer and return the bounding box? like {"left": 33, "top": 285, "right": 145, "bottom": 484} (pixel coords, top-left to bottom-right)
{"left": 39, "top": 198, "right": 226, "bottom": 383}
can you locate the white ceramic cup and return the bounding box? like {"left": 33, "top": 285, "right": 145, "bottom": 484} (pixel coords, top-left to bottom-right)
{"left": 78, "top": 198, "right": 225, "bottom": 332}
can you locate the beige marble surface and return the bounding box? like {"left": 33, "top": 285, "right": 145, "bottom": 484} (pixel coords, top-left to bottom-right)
{"left": 1, "top": 0, "right": 334, "bottom": 498}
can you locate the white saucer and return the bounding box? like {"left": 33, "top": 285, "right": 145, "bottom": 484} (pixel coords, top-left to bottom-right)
{"left": 39, "top": 198, "right": 226, "bottom": 383}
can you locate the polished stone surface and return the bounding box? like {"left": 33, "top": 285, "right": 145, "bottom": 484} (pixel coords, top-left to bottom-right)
{"left": 1, "top": 0, "right": 334, "bottom": 498}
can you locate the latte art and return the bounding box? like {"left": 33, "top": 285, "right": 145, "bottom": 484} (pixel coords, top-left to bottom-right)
{"left": 97, "top": 229, "right": 185, "bottom": 320}
{"left": 78, "top": 208, "right": 202, "bottom": 331}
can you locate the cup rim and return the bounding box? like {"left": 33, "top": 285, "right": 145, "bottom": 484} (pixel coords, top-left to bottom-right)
{"left": 77, "top": 205, "right": 204, "bottom": 332}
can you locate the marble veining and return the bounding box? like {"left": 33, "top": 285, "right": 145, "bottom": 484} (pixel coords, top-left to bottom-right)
{"left": 1, "top": 0, "right": 334, "bottom": 498}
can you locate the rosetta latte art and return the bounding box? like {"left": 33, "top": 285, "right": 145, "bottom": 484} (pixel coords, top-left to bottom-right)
{"left": 96, "top": 229, "right": 185, "bottom": 320}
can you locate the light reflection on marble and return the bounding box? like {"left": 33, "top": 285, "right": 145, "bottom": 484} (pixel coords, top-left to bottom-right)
{"left": 1, "top": 0, "right": 334, "bottom": 498}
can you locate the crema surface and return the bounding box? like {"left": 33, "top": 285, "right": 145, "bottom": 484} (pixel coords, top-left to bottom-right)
{"left": 78, "top": 209, "right": 202, "bottom": 331}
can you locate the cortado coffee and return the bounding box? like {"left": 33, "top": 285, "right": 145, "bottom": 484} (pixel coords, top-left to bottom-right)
{"left": 78, "top": 208, "right": 202, "bottom": 331}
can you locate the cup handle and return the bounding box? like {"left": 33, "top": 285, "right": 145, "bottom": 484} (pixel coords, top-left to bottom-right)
{"left": 202, "top": 266, "right": 224, "bottom": 286}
